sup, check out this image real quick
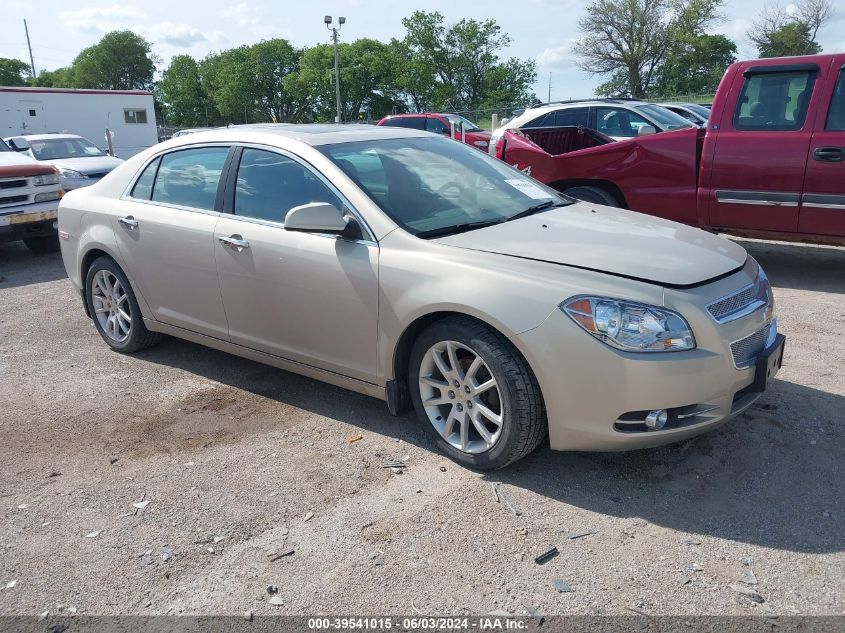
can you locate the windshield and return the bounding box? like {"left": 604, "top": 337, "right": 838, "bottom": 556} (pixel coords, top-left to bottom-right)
{"left": 319, "top": 136, "right": 572, "bottom": 237}
{"left": 445, "top": 114, "right": 481, "bottom": 132}
{"left": 29, "top": 137, "right": 106, "bottom": 160}
{"left": 634, "top": 104, "right": 695, "bottom": 131}
{"left": 685, "top": 103, "right": 711, "bottom": 120}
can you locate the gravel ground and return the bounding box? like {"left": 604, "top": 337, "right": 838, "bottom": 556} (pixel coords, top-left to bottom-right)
{"left": 0, "top": 237, "right": 842, "bottom": 618}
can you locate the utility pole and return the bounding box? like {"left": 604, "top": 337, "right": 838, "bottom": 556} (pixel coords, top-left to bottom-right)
{"left": 24, "top": 20, "right": 36, "bottom": 80}
{"left": 324, "top": 16, "right": 346, "bottom": 123}
{"left": 548, "top": 72, "right": 552, "bottom": 102}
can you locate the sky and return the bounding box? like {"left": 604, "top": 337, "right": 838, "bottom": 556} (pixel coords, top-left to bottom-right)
{"left": 2, "top": 0, "right": 844, "bottom": 102}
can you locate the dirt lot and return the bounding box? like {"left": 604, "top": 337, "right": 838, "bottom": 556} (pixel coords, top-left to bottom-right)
{"left": 0, "top": 238, "right": 842, "bottom": 618}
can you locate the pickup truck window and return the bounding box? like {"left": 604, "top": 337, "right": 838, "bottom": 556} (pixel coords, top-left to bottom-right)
{"left": 826, "top": 69, "right": 845, "bottom": 131}
{"left": 734, "top": 71, "right": 815, "bottom": 131}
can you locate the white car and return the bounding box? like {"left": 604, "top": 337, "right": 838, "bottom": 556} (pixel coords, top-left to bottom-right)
{"left": 660, "top": 102, "right": 712, "bottom": 127}
{"left": 490, "top": 99, "right": 694, "bottom": 153}
{"left": 5, "top": 134, "right": 124, "bottom": 191}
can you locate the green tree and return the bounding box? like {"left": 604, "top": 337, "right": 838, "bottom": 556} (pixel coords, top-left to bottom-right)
{"left": 400, "top": 11, "right": 535, "bottom": 111}
{"left": 70, "top": 31, "right": 158, "bottom": 90}
{"left": 748, "top": 0, "right": 832, "bottom": 58}
{"left": 199, "top": 47, "right": 259, "bottom": 123}
{"left": 157, "top": 55, "right": 218, "bottom": 127}
{"left": 249, "top": 39, "right": 306, "bottom": 122}
{"left": 0, "top": 58, "right": 31, "bottom": 86}
{"left": 575, "top": 0, "right": 724, "bottom": 98}
{"left": 289, "top": 39, "right": 402, "bottom": 122}
{"left": 35, "top": 67, "right": 73, "bottom": 87}
{"left": 653, "top": 34, "right": 737, "bottom": 97}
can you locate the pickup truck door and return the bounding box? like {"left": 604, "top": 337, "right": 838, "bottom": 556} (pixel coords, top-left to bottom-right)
{"left": 706, "top": 63, "right": 819, "bottom": 233}
{"left": 800, "top": 61, "right": 845, "bottom": 237}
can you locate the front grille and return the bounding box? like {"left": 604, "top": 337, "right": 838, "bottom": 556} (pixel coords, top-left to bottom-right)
{"left": 707, "top": 284, "right": 757, "bottom": 321}
{"left": 0, "top": 179, "right": 26, "bottom": 190}
{"left": 730, "top": 324, "right": 770, "bottom": 369}
{"left": 0, "top": 194, "right": 29, "bottom": 207}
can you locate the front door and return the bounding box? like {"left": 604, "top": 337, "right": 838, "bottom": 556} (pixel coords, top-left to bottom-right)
{"left": 111, "top": 145, "right": 231, "bottom": 339}
{"left": 214, "top": 147, "right": 379, "bottom": 382}
{"left": 800, "top": 62, "right": 845, "bottom": 237}
{"left": 706, "top": 64, "right": 818, "bottom": 233}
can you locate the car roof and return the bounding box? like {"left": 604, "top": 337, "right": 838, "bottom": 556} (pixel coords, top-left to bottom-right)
{"left": 10, "top": 133, "right": 86, "bottom": 141}
{"left": 163, "top": 123, "right": 432, "bottom": 146}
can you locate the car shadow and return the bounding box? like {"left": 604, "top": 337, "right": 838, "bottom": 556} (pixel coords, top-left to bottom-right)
{"left": 137, "top": 335, "right": 843, "bottom": 555}
{"left": 731, "top": 237, "right": 844, "bottom": 294}
{"left": 0, "top": 243, "right": 67, "bottom": 289}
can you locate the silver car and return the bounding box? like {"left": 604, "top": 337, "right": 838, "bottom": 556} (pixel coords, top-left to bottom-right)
{"left": 57, "top": 124, "right": 785, "bottom": 469}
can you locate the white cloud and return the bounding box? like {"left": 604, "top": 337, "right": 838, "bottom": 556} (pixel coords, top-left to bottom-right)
{"left": 220, "top": 2, "right": 262, "bottom": 28}
{"left": 148, "top": 21, "right": 207, "bottom": 47}
{"left": 59, "top": 4, "right": 148, "bottom": 34}
{"left": 536, "top": 40, "right": 580, "bottom": 71}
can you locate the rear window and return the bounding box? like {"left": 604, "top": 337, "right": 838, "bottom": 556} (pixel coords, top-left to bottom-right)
{"left": 734, "top": 71, "right": 816, "bottom": 131}
{"left": 381, "top": 117, "right": 425, "bottom": 130}
{"left": 151, "top": 147, "right": 229, "bottom": 211}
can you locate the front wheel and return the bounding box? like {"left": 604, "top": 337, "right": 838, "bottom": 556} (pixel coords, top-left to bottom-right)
{"left": 84, "top": 256, "right": 161, "bottom": 353}
{"left": 409, "top": 317, "right": 547, "bottom": 469}
{"left": 563, "top": 185, "right": 621, "bottom": 207}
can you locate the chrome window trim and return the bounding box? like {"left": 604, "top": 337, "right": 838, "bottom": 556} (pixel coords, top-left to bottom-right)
{"left": 120, "top": 142, "right": 233, "bottom": 204}
{"left": 232, "top": 142, "right": 377, "bottom": 244}
{"left": 213, "top": 212, "right": 376, "bottom": 247}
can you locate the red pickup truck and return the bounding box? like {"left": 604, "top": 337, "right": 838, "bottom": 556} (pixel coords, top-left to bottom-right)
{"left": 496, "top": 54, "right": 845, "bottom": 244}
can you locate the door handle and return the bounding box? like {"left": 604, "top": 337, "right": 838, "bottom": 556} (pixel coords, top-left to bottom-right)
{"left": 813, "top": 147, "right": 845, "bottom": 162}
{"left": 118, "top": 215, "right": 139, "bottom": 230}
{"left": 218, "top": 234, "right": 250, "bottom": 251}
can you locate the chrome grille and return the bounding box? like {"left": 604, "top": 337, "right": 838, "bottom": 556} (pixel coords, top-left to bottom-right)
{"left": 731, "top": 324, "right": 770, "bottom": 369}
{"left": 707, "top": 284, "right": 757, "bottom": 321}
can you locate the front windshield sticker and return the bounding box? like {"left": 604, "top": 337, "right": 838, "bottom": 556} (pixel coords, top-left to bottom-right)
{"left": 504, "top": 179, "right": 552, "bottom": 200}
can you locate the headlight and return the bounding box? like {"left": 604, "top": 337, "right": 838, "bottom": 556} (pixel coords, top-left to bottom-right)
{"left": 33, "top": 173, "right": 60, "bottom": 186}
{"left": 561, "top": 296, "right": 696, "bottom": 352}
{"left": 34, "top": 190, "right": 62, "bottom": 202}
{"left": 60, "top": 168, "right": 87, "bottom": 179}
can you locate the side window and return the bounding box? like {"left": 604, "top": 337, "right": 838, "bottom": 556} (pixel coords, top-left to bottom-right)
{"left": 595, "top": 107, "right": 651, "bottom": 137}
{"left": 522, "top": 112, "right": 551, "bottom": 128}
{"left": 234, "top": 148, "right": 342, "bottom": 223}
{"left": 552, "top": 108, "right": 589, "bottom": 127}
{"left": 383, "top": 117, "right": 425, "bottom": 130}
{"left": 734, "top": 71, "right": 815, "bottom": 131}
{"left": 826, "top": 69, "right": 845, "bottom": 131}
{"left": 151, "top": 146, "right": 229, "bottom": 211}
{"left": 130, "top": 157, "right": 160, "bottom": 200}
{"left": 426, "top": 117, "right": 450, "bottom": 134}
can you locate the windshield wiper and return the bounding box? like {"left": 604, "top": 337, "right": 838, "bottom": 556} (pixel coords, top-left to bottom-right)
{"left": 415, "top": 220, "right": 504, "bottom": 239}
{"left": 506, "top": 199, "right": 568, "bottom": 222}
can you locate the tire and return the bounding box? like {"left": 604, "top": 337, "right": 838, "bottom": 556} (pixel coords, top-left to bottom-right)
{"left": 408, "top": 316, "right": 547, "bottom": 470}
{"left": 23, "top": 236, "right": 60, "bottom": 254}
{"left": 84, "top": 256, "right": 161, "bottom": 353}
{"left": 563, "top": 185, "right": 621, "bottom": 207}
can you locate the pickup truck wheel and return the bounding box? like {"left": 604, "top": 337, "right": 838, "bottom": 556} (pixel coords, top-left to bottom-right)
{"left": 409, "top": 317, "right": 547, "bottom": 470}
{"left": 85, "top": 256, "right": 161, "bottom": 353}
{"left": 563, "top": 186, "right": 621, "bottom": 207}
{"left": 23, "top": 236, "right": 60, "bottom": 254}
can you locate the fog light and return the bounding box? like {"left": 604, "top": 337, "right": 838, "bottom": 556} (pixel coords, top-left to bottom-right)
{"left": 645, "top": 409, "right": 668, "bottom": 430}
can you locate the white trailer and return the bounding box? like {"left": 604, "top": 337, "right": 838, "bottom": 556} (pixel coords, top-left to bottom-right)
{"left": 0, "top": 87, "right": 158, "bottom": 158}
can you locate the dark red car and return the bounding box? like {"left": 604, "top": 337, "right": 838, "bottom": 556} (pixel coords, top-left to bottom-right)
{"left": 496, "top": 54, "right": 845, "bottom": 245}
{"left": 377, "top": 113, "right": 492, "bottom": 151}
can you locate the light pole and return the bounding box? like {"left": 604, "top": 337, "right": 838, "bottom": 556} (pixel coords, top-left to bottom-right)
{"left": 324, "top": 15, "right": 346, "bottom": 123}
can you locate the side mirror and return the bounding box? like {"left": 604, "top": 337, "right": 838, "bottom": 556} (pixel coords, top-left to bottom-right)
{"left": 284, "top": 202, "right": 363, "bottom": 240}
{"left": 7, "top": 136, "right": 30, "bottom": 151}
{"left": 500, "top": 117, "right": 511, "bottom": 127}
{"left": 638, "top": 125, "right": 657, "bottom": 137}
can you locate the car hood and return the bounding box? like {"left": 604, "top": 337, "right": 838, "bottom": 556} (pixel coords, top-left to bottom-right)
{"left": 0, "top": 151, "right": 40, "bottom": 167}
{"left": 41, "top": 155, "right": 124, "bottom": 175}
{"left": 433, "top": 203, "right": 747, "bottom": 287}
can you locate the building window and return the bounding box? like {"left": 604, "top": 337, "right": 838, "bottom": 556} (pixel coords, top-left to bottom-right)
{"left": 124, "top": 109, "right": 148, "bottom": 124}
{"left": 29, "top": 109, "right": 36, "bottom": 117}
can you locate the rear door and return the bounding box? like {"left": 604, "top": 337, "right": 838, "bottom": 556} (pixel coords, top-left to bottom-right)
{"left": 113, "top": 145, "right": 232, "bottom": 339}
{"left": 800, "top": 59, "right": 845, "bottom": 237}
{"left": 706, "top": 63, "right": 819, "bottom": 232}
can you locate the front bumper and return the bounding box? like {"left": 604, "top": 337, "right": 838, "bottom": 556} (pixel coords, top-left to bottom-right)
{"left": 61, "top": 177, "right": 101, "bottom": 191}
{"left": 0, "top": 202, "right": 59, "bottom": 243}
{"left": 512, "top": 265, "right": 782, "bottom": 452}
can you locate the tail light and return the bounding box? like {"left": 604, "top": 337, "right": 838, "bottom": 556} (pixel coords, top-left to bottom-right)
{"left": 494, "top": 136, "right": 505, "bottom": 160}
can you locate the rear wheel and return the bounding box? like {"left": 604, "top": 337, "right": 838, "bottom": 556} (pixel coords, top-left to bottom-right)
{"left": 84, "top": 256, "right": 161, "bottom": 353}
{"left": 23, "top": 236, "right": 60, "bottom": 254}
{"left": 409, "top": 317, "right": 546, "bottom": 470}
{"left": 563, "top": 185, "right": 621, "bottom": 207}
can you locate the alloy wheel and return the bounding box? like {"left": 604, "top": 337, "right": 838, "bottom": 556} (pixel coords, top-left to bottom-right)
{"left": 91, "top": 270, "right": 132, "bottom": 343}
{"left": 418, "top": 340, "right": 504, "bottom": 454}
